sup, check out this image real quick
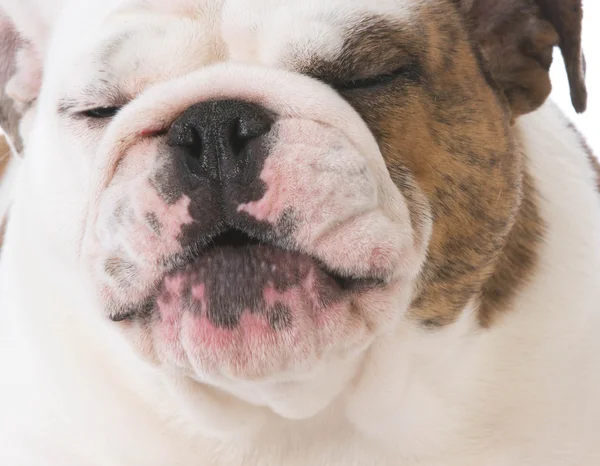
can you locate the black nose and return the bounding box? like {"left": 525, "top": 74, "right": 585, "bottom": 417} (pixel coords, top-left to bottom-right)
{"left": 167, "top": 100, "right": 274, "bottom": 182}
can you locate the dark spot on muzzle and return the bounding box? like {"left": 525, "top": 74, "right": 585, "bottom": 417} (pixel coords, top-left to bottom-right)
{"left": 145, "top": 212, "right": 162, "bottom": 235}
{"left": 104, "top": 257, "right": 138, "bottom": 287}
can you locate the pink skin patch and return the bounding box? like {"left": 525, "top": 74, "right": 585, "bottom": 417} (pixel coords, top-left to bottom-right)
{"left": 237, "top": 158, "right": 283, "bottom": 224}
{"left": 236, "top": 119, "right": 413, "bottom": 279}
{"left": 191, "top": 283, "right": 205, "bottom": 301}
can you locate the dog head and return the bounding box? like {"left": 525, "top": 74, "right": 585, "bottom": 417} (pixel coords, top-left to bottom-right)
{"left": 0, "top": 0, "right": 586, "bottom": 424}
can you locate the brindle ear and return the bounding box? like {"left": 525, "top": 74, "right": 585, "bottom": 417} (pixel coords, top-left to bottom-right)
{"left": 0, "top": 0, "right": 63, "bottom": 241}
{"left": 461, "top": 0, "right": 587, "bottom": 116}
{"left": 0, "top": 0, "right": 64, "bottom": 156}
{"left": 0, "top": 12, "right": 25, "bottom": 154}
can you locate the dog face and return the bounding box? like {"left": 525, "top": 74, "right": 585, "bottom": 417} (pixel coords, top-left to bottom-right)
{"left": 0, "top": 0, "right": 586, "bottom": 421}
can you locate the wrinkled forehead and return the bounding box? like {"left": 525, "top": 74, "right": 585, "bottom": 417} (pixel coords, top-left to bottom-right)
{"left": 50, "top": 0, "right": 427, "bottom": 82}
{"left": 122, "top": 0, "right": 420, "bottom": 35}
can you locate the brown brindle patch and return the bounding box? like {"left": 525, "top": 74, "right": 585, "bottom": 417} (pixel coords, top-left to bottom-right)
{"left": 104, "top": 256, "right": 138, "bottom": 286}
{"left": 297, "top": 15, "right": 427, "bottom": 87}
{"left": 313, "top": 4, "right": 546, "bottom": 327}
{"left": 478, "top": 172, "right": 544, "bottom": 327}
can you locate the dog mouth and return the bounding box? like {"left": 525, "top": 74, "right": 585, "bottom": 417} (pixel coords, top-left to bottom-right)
{"left": 111, "top": 228, "right": 382, "bottom": 323}
{"left": 204, "top": 229, "right": 374, "bottom": 290}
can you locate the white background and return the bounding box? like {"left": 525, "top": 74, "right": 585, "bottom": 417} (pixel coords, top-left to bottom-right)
{"left": 550, "top": 0, "right": 599, "bottom": 153}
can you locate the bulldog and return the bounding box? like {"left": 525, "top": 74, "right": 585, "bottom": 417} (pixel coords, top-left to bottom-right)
{"left": 1, "top": 0, "right": 600, "bottom": 464}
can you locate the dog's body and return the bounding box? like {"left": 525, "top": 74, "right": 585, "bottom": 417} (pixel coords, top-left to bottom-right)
{"left": 1, "top": 1, "right": 599, "bottom": 465}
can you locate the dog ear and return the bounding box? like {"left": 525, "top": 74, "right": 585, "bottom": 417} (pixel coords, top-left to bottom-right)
{"left": 460, "top": 0, "right": 587, "bottom": 116}
{"left": 0, "top": 1, "right": 64, "bottom": 155}
{"left": 0, "top": 1, "right": 63, "bottom": 243}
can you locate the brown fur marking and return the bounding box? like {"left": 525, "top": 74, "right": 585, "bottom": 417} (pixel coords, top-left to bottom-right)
{"left": 478, "top": 171, "right": 544, "bottom": 327}
{"left": 306, "top": 4, "right": 546, "bottom": 327}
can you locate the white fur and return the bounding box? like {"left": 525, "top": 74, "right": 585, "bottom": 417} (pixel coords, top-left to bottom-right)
{"left": 1, "top": 0, "right": 599, "bottom": 464}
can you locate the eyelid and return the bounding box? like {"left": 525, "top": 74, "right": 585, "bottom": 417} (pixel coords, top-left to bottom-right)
{"left": 79, "top": 106, "right": 123, "bottom": 119}
{"left": 334, "top": 63, "right": 421, "bottom": 91}
{"left": 57, "top": 87, "right": 130, "bottom": 116}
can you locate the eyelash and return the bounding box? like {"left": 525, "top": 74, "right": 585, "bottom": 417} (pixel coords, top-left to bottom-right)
{"left": 80, "top": 106, "right": 122, "bottom": 119}
{"left": 334, "top": 65, "right": 420, "bottom": 91}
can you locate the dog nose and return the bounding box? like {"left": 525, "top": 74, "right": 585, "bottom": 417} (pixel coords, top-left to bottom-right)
{"left": 167, "top": 100, "right": 274, "bottom": 182}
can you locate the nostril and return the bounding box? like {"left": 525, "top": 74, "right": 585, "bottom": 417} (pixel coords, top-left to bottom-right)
{"left": 169, "top": 123, "right": 201, "bottom": 150}
{"left": 229, "top": 119, "right": 245, "bottom": 157}
{"left": 237, "top": 113, "right": 272, "bottom": 140}
{"left": 230, "top": 114, "right": 272, "bottom": 157}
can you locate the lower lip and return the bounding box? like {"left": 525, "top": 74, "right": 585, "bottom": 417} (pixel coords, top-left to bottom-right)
{"left": 152, "top": 244, "right": 370, "bottom": 330}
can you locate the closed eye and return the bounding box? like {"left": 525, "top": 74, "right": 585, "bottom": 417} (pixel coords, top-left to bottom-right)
{"left": 80, "top": 106, "right": 123, "bottom": 119}
{"left": 335, "top": 65, "right": 421, "bottom": 91}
